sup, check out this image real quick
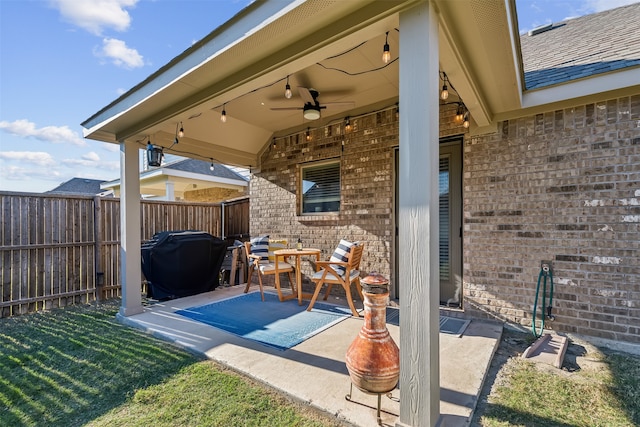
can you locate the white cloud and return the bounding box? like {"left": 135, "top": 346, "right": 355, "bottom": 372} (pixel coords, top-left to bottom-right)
{"left": 96, "top": 38, "right": 144, "bottom": 69}
{"left": 52, "top": 0, "right": 138, "bottom": 36}
{"left": 62, "top": 152, "right": 119, "bottom": 171}
{"left": 0, "top": 119, "right": 87, "bottom": 146}
{"left": 0, "top": 151, "right": 57, "bottom": 167}
{"left": 0, "top": 164, "right": 62, "bottom": 182}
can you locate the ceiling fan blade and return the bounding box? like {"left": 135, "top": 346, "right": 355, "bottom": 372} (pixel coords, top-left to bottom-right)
{"left": 298, "top": 87, "right": 315, "bottom": 104}
{"left": 270, "top": 107, "right": 303, "bottom": 111}
{"left": 323, "top": 101, "right": 356, "bottom": 108}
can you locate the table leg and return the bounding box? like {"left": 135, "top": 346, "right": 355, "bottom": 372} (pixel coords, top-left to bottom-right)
{"left": 297, "top": 257, "right": 303, "bottom": 305}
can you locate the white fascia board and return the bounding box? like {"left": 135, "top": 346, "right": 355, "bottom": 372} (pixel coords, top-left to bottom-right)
{"left": 505, "top": 0, "right": 524, "bottom": 106}
{"left": 521, "top": 67, "right": 640, "bottom": 109}
{"left": 81, "top": 0, "right": 305, "bottom": 134}
{"left": 158, "top": 168, "right": 248, "bottom": 187}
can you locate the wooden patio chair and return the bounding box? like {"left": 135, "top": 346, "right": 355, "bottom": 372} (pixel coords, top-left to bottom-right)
{"left": 243, "top": 237, "right": 295, "bottom": 301}
{"left": 306, "top": 241, "right": 365, "bottom": 317}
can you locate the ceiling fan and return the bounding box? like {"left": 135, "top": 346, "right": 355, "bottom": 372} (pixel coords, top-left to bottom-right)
{"left": 270, "top": 87, "right": 355, "bottom": 120}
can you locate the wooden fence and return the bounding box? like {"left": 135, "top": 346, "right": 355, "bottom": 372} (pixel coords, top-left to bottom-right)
{"left": 0, "top": 192, "right": 249, "bottom": 317}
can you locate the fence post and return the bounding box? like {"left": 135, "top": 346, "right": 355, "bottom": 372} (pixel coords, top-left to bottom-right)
{"left": 93, "top": 196, "right": 104, "bottom": 301}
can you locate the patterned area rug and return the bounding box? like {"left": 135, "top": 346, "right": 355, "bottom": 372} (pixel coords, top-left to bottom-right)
{"left": 176, "top": 292, "right": 352, "bottom": 350}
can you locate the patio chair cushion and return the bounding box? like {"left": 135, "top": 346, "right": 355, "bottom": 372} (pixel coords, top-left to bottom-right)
{"left": 330, "top": 239, "right": 356, "bottom": 276}
{"left": 250, "top": 235, "right": 270, "bottom": 261}
{"left": 268, "top": 239, "right": 288, "bottom": 262}
{"left": 259, "top": 261, "right": 294, "bottom": 274}
{"left": 312, "top": 267, "right": 360, "bottom": 281}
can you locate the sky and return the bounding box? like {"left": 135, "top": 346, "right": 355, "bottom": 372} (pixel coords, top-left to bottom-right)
{"left": 1, "top": 0, "right": 638, "bottom": 194}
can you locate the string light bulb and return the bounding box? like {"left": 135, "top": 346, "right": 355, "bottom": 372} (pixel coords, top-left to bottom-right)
{"left": 209, "top": 160, "right": 215, "bottom": 171}
{"left": 220, "top": 104, "right": 227, "bottom": 123}
{"left": 463, "top": 112, "right": 470, "bottom": 128}
{"left": 455, "top": 104, "right": 464, "bottom": 122}
{"left": 284, "top": 75, "right": 292, "bottom": 99}
{"left": 178, "top": 122, "right": 184, "bottom": 138}
{"left": 441, "top": 73, "right": 449, "bottom": 100}
{"left": 382, "top": 31, "right": 391, "bottom": 64}
{"left": 305, "top": 127, "right": 311, "bottom": 141}
{"left": 345, "top": 117, "right": 352, "bottom": 132}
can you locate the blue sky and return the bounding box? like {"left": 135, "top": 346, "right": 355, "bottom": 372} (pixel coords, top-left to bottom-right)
{"left": 1, "top": 0, "right": 638, "bottom": 193}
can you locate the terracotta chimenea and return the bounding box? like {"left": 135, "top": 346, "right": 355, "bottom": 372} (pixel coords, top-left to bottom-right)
{"left": 345, "top": 272, "right": 399, "bottom": 424}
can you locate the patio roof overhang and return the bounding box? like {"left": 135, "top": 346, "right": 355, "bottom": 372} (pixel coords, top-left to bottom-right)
{"left": 81, "top": 0, "right": 525, "bottom": 167}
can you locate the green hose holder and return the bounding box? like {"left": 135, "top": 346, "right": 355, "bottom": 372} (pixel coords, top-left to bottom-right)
{"left": 532, "top": 261, "right": 555, "bottom": 338}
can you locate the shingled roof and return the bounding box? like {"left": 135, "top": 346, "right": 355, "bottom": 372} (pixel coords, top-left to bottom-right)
{"left": 47, "top": 178, "right": 110, "bottom": 196}
{"left": 519, "top": 2, "right": 640, "bottom": 90}
{"left": 160, "top": 158, "right": 248, "bottom": 181}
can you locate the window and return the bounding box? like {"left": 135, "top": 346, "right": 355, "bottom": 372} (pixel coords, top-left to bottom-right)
{"left": 300, "top": 160, "right": 340, "bottom": 214}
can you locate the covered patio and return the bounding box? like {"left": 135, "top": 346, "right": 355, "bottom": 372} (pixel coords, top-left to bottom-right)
{"left": 118, "top": 284, "right": 502, "bottom": 426}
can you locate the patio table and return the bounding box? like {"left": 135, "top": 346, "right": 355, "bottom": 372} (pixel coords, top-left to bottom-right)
{"left": 274, "top": 248, "right": 321, "bottom": 305}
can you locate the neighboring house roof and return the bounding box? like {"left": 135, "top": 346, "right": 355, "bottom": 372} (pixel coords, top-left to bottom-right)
{"left": 100, "top": 158, "right": 248, "bottom": 199}
{"left": 163, "top": 158, "right": 248, "bottom": 181}
{"left": 520, "top": 3, "right": 640, "bottom": 90}
{"left": 47, "top": 178, "right": 112, "bottom": 196}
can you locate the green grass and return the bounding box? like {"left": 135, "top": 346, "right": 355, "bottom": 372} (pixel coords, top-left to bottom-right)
{"left": 479, "top": 335, "right": 640, "bottom": 427}
{"left": 0, "top": 299, "right": 340, "bottom": 427}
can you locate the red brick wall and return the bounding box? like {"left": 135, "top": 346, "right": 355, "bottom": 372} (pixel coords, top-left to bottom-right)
{"left": 250, "top": 97, "right": 640, "bottom": 344}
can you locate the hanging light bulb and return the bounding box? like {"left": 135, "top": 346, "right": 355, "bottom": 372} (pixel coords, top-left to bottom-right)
{"left": 305, "top": 127, "right": 311, "bottom": 141}
{"left": 441, "top": 73, "right": 449, "bottom": 100}
{"left": 209, "top": 159, "right": 215, "bottom": 171}
{"left": 272, "top": 138, "right": 277, "bottom": 149}
{"left": 345, "top": 117, "right": 352, "bottom": 132}
{"left": 284, "top": 75, "right": 292, "bottom": 99}
{"left": 220, "top": 104, "right": 227, "bottom": 123}
{"left": 382, "top": 31, "right": 391, "bottom": 64}
{"left": 178, "top": 122, "right": 184, "bottom": 138}
{"left": 455, "top": 104, "right": 464, "bottom": 122}
{"left": 463, "top": 112, "right": 470, "bottom": 128}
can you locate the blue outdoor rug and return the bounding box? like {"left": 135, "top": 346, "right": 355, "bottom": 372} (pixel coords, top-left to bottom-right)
{"left": 176, "top": 292, "right": 352, "bottom": 350}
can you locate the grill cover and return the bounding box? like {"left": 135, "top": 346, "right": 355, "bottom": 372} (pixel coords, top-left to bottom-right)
{"left": 141, "top": 230, "right": 227, "bottom": 300}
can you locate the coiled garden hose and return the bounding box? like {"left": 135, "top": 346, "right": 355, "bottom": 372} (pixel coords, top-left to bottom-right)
{"left": 532, "top": 263, "right": 554, "bottom": 338}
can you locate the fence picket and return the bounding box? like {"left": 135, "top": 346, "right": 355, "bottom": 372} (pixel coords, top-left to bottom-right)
{"left": 0, "top": 192, "right": 248, "bottom": 317}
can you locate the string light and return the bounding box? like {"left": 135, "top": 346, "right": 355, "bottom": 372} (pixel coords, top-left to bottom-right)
{"left": 178, "top": 122, "right": 184, "bottom": 138}
{"left": 305, "top": 127, "right": 311, "bottom": 141}
{"left": 382, "top": 31, "right": 391, "bottom": 64}
{"left": 345, "top": 117, "right": 352, "bottom": 132}
{"left": 284, "top": 75, "right": 292, "bottom": 99}
{"left": 209, "top": 159, "right": 215, "bottom": 171}
{"left": 220, "top": 104, "right": 227, "bottom": 123}
{"left": 441, "top": 73, "right": 449, "bottom": 100}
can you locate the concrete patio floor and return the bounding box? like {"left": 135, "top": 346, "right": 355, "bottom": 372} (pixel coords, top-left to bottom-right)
{"left": 118, "top": 284, "right": 502, "bottom": 427}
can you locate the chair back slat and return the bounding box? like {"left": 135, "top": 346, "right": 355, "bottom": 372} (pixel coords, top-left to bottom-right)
{"left": 346, "top": 243, "right": 364, "bottom": 273}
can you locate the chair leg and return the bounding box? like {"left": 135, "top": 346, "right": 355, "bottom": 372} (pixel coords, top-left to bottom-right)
{"left": 244, "top": 268, "right": 254, "bottom": 294}
{"left": 306, "top": 279, "right": 325, "bottom": 312}
{"left": 274, "top": 273, "right": 285, "bottom": 302}
{"left": 344, "top": 283, "right": 360, "bottom": 317}
{"left": 355, "top": 277, "right": 364, "bottom": 301}
{"left": 323, "top": 284, "right": 334, "bottom": 300}
{"left": 256, "top": 272, "right": 265, "bottom": 301}
{"left": 287, "top": 271, "right": 296, "bottom": 293}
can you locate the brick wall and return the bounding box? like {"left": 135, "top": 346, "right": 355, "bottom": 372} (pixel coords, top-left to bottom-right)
{"left": 464, "top": 95, "right": 640, "bottom": 343}
{"left": 251, "top": 108, "right": 399, "bottom": 293}
{"left": 250, "top": 96, "right": 640, "bottom": 343}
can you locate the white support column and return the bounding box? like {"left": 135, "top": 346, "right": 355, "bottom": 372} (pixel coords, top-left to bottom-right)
{"left": 397, "top": 1, "right": 440, "bottom": 426}
{"left": 119, "top": 141, "right": 143, "bottom": 316}
{"left": 165, "top": 181, "right": 175, "bottom": 201}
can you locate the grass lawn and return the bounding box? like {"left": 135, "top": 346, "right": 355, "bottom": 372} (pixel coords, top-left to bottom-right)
{"left": 0, "top": 299, "right": 340, "bottom": 427}
{"left": 475, "top": 329, "right": 640, "bottom": 427}
{"left": 2, "top": 299, "right": 638, "bottom": 427}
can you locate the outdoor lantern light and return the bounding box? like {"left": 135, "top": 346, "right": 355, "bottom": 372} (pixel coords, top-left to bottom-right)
{"left": 284, "top": 75, "right": 292, "bottom": 99}
{"left": 382, "top": 31, "right": 391, "bottom": 63}
{"left": 146, "top": 141, "right": 163, "bottom": 167}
